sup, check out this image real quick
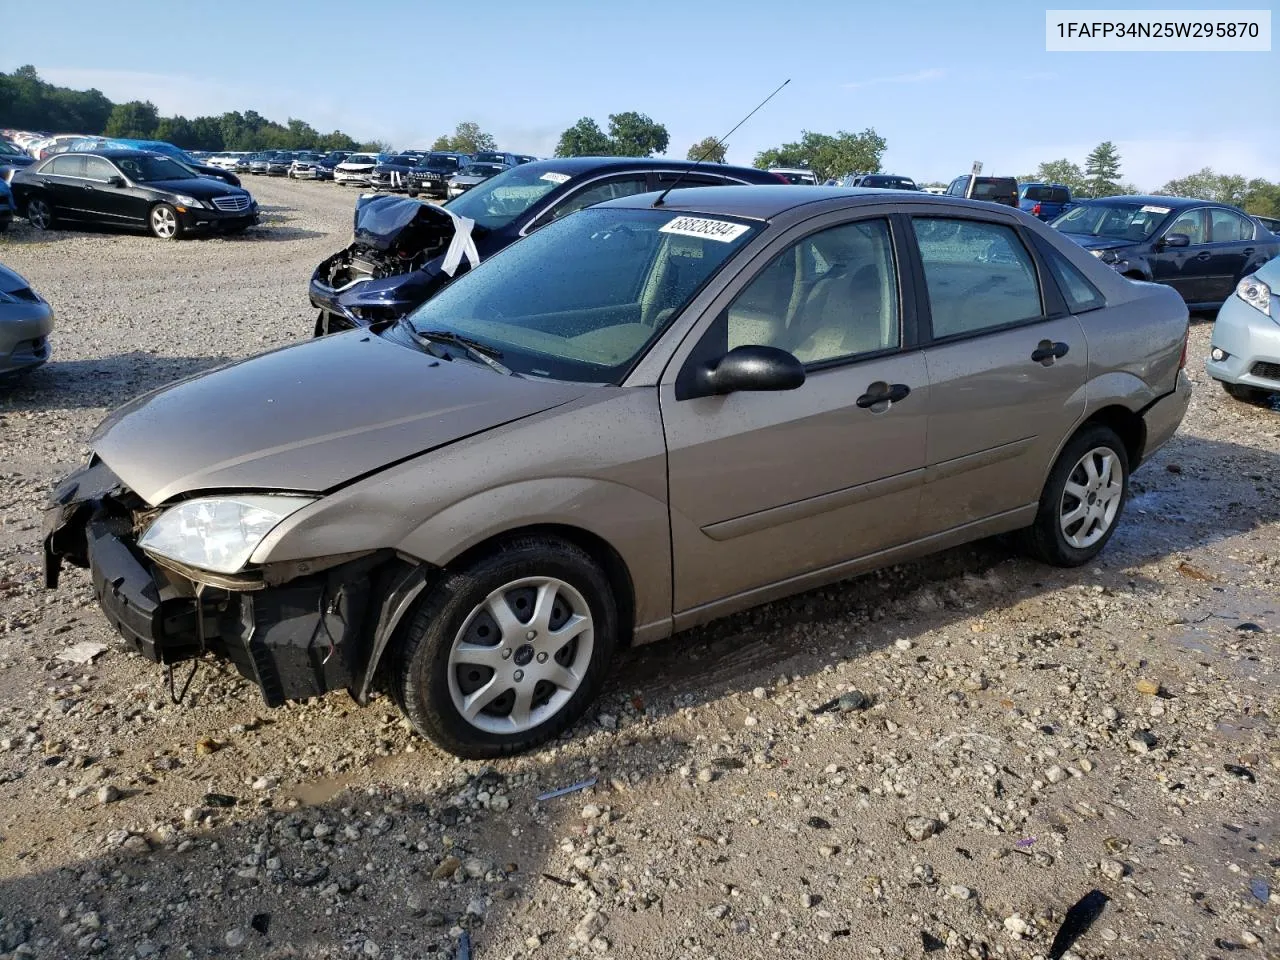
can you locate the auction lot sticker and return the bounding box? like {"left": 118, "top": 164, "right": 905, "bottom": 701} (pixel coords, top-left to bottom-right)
{"left": 659, "top": 216, "right": 750, "bottom": 243}
{"left": 1046, "top": 9, "right": 1271, "bottom": 51}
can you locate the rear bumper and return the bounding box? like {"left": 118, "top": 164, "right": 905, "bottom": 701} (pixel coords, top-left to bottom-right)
{"left": 1206, "top": 297, "right": 1280, "bottom": 391}
{"left": 1139, "top": 370, "right": 1192, "bottom": 464}
{"left": 43, "top": 463, "right": 375, "bottom": 706}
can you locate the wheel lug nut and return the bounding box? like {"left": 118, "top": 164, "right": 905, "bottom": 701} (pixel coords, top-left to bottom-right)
{"left": 536, "top": 652, "right": 548, "bottom": 663}
{"left": 501, "top": 649, "right": 512, "bottom": 660}
{"left": 526, "top": 630, "right": 537, "bottom": 640}
{"left": 513, "top": 669, "right": 524, "bottom": 682}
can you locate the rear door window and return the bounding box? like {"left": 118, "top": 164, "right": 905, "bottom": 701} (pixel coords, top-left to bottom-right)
{"left": 548, "top": 175, "right": 651, "bottom": 221}
{"left": 912, "top": 218, "right": 1044, "bottom": 338}
{"left": 1209, "top": 208, "right": 1255, "bottom": 242}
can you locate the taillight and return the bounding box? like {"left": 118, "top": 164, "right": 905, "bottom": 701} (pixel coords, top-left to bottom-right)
{"left": 1032, "top": 202, "right": 1042, "bottom": 216}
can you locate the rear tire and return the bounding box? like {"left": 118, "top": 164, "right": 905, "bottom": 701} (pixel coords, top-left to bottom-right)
{"left": 1020, "top": 424, "right": 1129, "bottom": 567}
{"left": 25, "top": 196, "right": 55, "bottom": 230}
{"left": 392, "top": 537, "right": 618, "bottom": 759}
{"left": 1222, "top": 381, "right": 1272, "bottom": 404}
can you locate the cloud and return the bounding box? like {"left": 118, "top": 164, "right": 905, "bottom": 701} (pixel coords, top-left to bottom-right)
{"left": 843, "top": 68, "right": 946, "bottom": 90}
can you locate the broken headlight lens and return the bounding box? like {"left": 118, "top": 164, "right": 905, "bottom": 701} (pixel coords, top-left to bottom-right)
{"left": 139, "top": 495, "right": 316, "bottom": 574}
{"left": 1235, "top": 274, "right": 1271, "bottom": 318}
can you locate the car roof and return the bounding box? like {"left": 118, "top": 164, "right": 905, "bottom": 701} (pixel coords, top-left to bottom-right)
{"left": 55, "top": 149, "right": 163, "bottom": 160}
{"left": 604, "top": 185, "right": 1019, "bottom": 220}
{"left": 1078, "top": 194, "right": 1204, "bottom": 208}
{"left": 524, "top": 156, "right": 764, "bottom": 176}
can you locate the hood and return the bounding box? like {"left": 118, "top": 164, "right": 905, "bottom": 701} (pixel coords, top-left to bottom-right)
{"left": 144, "top": 177, "right": 247, "bottom": 200}
{"left": 352, "top": 194, "right": 456, "bottom": 252}
{"left": 1058, "top": 232, "right": 1137, "bottom": 252}
{"left": 338, "top": 160, "right": 375, "bottom": 169}
{"left": 92, "top": 330, "right": 587, "bottom": 505}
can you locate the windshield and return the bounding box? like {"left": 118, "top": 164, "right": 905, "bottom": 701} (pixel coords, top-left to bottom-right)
{"left": 473, "top": 152, "right": 506, "bottom": 164}
{"left": 346, "top": 154, "right": 376, "bottom": 164}
{"left": 407, "top": 207, "right": 758, "bottom": 382}
{"left": 444, "top": 163, "right": 570, "bottom": 229}
{"left": 116, "top": 155, "right": 198, "bottom": 182}
{"left": 461, "top": 163, "right": 507, "bottom": 177}
{"left": 1052, "top": 201, "right": 1171, "bottom": 240}
{"left": 421, "top": 154, "right": 462, "bottom": 170}
{"left": 0, "top": 141, "right": 24, "bottom": 157}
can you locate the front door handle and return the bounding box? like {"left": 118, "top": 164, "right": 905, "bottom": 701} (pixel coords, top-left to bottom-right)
{"left": 1031, "top": 340, "right": 1070, "bottom": 365}
{"left": 1195, "top": 251, "right": 1212, "bottom": 261}
{"left": 1243, "top": 247, "right": 1255, "bottom": 256}
{"left": 856, "top": 381, "right": 911, "bottom": 409}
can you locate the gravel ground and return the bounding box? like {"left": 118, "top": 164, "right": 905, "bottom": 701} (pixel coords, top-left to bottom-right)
{"left": 0, "top": 178, "right": 1277, "bottom": 960}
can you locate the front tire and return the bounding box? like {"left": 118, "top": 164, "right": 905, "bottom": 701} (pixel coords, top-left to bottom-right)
{"left": 1021, "top": 424, "right": 1129, "bottom": 567}
{"left": 148, "top": 203, "right": 183, "bottom": 240}
{"left": 25, "top": 196, "right": 55, "bottom": 230}
{"left": 393, "top": 537, "right": 618, "bottom": 759}
{"left": 1222, "top": 381, "right": 1272, "bottom": 404}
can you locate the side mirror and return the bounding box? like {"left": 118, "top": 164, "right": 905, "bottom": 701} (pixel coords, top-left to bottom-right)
{"left": 1161, "top": 232, "right": 1191, "bottom": 248}
{"left": 695, "top": 344, "right": 805, "bottom": 396}
{"left": 107, "top": 176, "right": 125, "bottom": 188}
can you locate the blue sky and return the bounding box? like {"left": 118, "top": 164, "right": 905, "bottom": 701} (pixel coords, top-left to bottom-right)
{"left": 4, "top": 0, "right": 1276, "bottom": 187}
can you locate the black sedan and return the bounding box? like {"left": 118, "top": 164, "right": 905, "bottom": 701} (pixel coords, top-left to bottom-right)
{"left": 11, "top": 150, "right": 258, "bottom": 240}
{"left": 1052, "top": 195, "right": 1280, "bottom": 310}
{"left": 311, "top": 156, "right": 785, "bottom": 334}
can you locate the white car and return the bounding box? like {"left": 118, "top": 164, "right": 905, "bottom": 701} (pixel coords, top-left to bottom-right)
{"left": 1206, "top": 256, "right": 1280, "bottom": 404}
{"left": 205, "top": 153, "right": 240, "bottom": 170}
{"left": 334, "top": 153, "right": 379, "bottom": 185}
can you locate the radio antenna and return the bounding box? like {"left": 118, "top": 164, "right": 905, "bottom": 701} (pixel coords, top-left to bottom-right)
{"left": 652, "top": 78, "right": 791, "bottom": 207}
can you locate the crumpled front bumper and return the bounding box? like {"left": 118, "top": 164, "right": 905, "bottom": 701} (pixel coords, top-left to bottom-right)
{"left": 42, "top": 460, "right": 375, "bottom": 706}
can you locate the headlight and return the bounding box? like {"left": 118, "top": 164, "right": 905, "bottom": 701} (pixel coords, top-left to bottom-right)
{"left": 139, "top": 495, "right": 317, "bottom": 574}
{"left": 173, "top": 194, "right": 204, "bottom": 209}
{"left": 1090, "top": 248, "right": 1121, "bottom": 263}
{"left": 1235, "top": 274, "right": 1272, "bottom": 317}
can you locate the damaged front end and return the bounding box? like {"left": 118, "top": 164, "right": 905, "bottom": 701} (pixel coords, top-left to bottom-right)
{"left": 43, "top": 458, "right": 427, "bottom": 708}
{"left": 309, "top": 194, "right": 475, "bottom": 337}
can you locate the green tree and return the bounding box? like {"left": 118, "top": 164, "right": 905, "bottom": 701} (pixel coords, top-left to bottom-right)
{"left": 1023, "top": 159, "right": 1088, "bottom": 194}
{"left": 1084, "top": 141, "right": 1123, "bottom": 197}
{"left": 686, "top": 136, "right": 726, "bottom": 163}
{"left": 554, "top": 117, "right": 613, "bottom": 157}
{"left": 431, "top": 121, "right": 497, "bottom": 154}
{"left": 103, "top": 100, "right": 159, "bottom": 139}
{"left": 752, "top": 128, "right": 886, "bottom": 182}
{"left": 153, "top": 115, "right": 195, "bottom": 148}
{"left": 359, "top": 139, "right": 393, "bottom": 154}
{"left": 188, "top": 116, "right": 225, "bottom": 151}
{"left": 1244, "top": 178, "right": 1280, "bottom": 218}
{"left": 606, "top": 111, "right": 669, "bottom": 157}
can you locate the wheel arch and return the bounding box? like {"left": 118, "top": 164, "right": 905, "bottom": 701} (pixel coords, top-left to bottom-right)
{"left": 445, "top": 523, "right": 638, "bottom": 652}
{"left": 1078, "top": 404, "right": 1146, "bottom": 468}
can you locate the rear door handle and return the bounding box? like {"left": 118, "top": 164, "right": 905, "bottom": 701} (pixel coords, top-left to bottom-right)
{"left": 1243, "top": 247, "right": 1255, "bottom": 256}
{"left": 856, "top": 382, "right": 910, "bottom": 409}
{"left": 1031, "top": 340, "right": 1069, "bottom": 365}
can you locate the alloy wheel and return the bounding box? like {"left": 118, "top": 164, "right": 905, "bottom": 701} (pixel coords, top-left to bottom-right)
{"left": 1059, "top": 446, "right": 1123, "bottom": 549}
{"left": 150, "top": 206, "right": 177, "bottom": 239}
{"left": 27, "top": 199, "right": 51, "bottom": 229}
{"left": 447, "top": 576, "right": 594, "bottom": 735}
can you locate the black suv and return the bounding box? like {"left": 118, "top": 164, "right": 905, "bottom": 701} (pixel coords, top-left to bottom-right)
{"left": 369, "top": 153, "right": 425, "bottom": 192}
{"left": 946, "top": 175, "right": 1018, "bottom": 206}
{"left": 406, "top": 152, "right": 471, "bottom": 199}
{"left": 311, "top": 156, "right": 783, "bottom": 334}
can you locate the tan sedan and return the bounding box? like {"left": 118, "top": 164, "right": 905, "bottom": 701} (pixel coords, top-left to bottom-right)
{"left": 44, "top": 186, "right": 1192, "bottom": 757}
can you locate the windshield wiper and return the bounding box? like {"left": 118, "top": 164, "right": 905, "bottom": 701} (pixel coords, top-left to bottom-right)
{"left": 412, "top": 328, "right": 514, "bottom": 376}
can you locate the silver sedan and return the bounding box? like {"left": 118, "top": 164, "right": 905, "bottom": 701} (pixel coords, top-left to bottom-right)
{"left": 1207, "top": 254, "right": 1280, "bottom": 403}
{"left": 0, "top": 263, "right": 53, "bottom": 377}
